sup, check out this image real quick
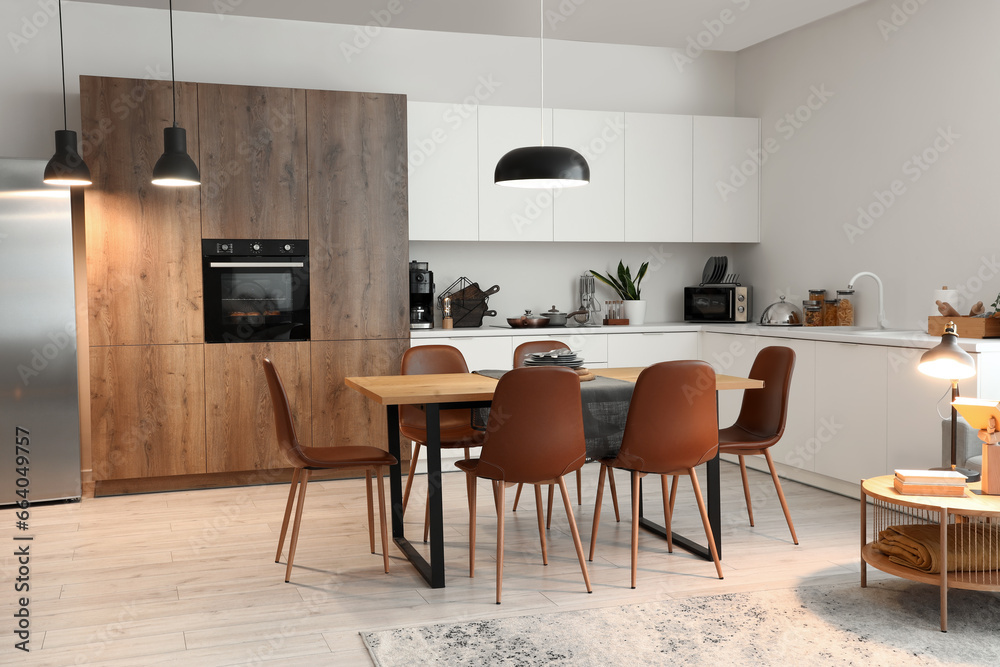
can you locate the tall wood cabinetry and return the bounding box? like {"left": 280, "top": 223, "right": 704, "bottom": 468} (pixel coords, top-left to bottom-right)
{"left": 80, "top": 76, "right": 408, "bottom": 493}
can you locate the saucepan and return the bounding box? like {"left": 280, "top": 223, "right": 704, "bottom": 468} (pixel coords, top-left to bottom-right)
{"left": 541, "top": 305, "right": 588, "bottom": 327}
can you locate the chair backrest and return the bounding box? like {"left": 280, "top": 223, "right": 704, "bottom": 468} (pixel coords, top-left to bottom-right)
{"left": 513, "top": 340, "right": 570, "bottom": 368}
{"left": 262, "top": 358, "right": 309, "bottom": 468}
{"left": 732, "top": 346, "right": 795, "bottom": 440}
{"left": 476, "top": 366, "right": 586, "bottom": 483}
{"left": 616, "top": 360, "right": 718, "bottom": 473}
{"left": 400, "top": 345, "right": 471, "bottom": 430}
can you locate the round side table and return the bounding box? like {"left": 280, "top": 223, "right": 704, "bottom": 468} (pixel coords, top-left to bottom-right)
{"left": 860, "top": 475, "right": 1000, "bottom": 632}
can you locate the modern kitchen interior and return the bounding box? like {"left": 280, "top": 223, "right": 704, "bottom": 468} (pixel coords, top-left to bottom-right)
{"left": 3, "top": 0, "right": 1000, "bottom": 664}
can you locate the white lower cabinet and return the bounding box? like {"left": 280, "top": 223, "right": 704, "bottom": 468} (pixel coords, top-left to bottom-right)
{"left": 700, "top": 332, "right": 757, "bottom": 429}
{"left": 813, "top": 342, "right": 888, "bottom": 485}
{"left": 606, "top": 332, "right": 699, "bottom": 367}
{"left": 410, "top": 336, "right": 512, "bottom": 371}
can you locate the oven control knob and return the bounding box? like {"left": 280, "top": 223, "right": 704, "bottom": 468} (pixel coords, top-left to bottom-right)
{"left": 283, "top": 244, "right": 292, "bottom": 252}
{"left": 251, "top": 243, "right": 262, "bottom": 252}
{"left": 738, "top": 306, "right": 746, "bottom": 313}
{"left": 220, "top": 243, "right": 230, "bottom": 252}
{"left": 737, "top": 294, "right": 745, "bottom": 302}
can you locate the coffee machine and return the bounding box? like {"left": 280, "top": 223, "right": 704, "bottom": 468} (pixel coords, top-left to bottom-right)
{"left": 409, "top": 261, "right": 434, "bottom": 329}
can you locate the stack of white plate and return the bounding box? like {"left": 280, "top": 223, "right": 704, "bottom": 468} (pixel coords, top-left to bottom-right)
{"left": 523, "top": 349, "right": 585, "bottom": 368}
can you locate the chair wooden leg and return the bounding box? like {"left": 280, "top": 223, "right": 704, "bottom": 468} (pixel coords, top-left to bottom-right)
{"left": 668, "top": 474, "right": 679, "bottom": 516}
{"left": 738, "top": 455, "right": 755, "bottom": 527}
{"left": 496, "top": 482, "right": 506, "bottom": 604}
{"left": 512, "top": 483, "right": 523, "bottom": 511}
{"left": 576, "top": 468, "right": 582, "bottom": 505}
{"left": 467, "top": 473, "right": 477, "bottom": 577}
{"left": 402, "top": 441, "right": 421, "bottom": 513}
{"left": 608, "top": 467, "right": 620, "bottom": 522}
{"left": 534, "top": 484, "right": 548, "bottom": 565}
{"left": 365, "top": 470, "right": 375, "bottom": 554}
{"left": 764, "top": 449, "right": 798, "bottom": 545}
{"left": 375, "top": 467, "right": 390, "bottom": 573}
{"left": 589, "top": 463, "right": 607, "bottom": 561}
{"left": 557, "top": 476, "right": 592, "bottom": 595}
{"left": 630, "top": 470, "right": 640, "bottom": 589}
{"left": 546, "top": 483, "right": 555, "bottom": 529}
{"left": 688, "top": 469, "right": 723, "bottom": 579}
{"left": 276, "top": 467, "right": 300, "bottom": 563}
{"left": 661, "top": 474, "right": 673, "bottom": 554}
{"left": 285, "top": 469, "right": 310, "bottom": 583}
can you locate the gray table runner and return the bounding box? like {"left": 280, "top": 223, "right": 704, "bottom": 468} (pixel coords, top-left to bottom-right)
{"left": 472, "top": 370, "right": 634, "bottom": 461}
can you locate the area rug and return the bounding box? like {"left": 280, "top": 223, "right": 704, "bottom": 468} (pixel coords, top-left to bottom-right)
{"left": 362, "top": 581, "right": 1000, "bottom": 666}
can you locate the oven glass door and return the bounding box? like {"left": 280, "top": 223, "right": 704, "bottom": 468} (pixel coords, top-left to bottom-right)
{"left": 204, "top": 259, "right": 309, "bottom": 343}
{"left": 685, "top": 288, "right": 734, "bottom": 322}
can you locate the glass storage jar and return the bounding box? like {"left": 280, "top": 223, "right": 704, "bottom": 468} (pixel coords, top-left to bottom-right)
{"left": 803, "top": 301, "right": 823, "bottom": 326}
{"left": 808, "top": 289, "right": 827, "bottom": 303}
{"left": 824, "top": 299, "right": 838, "bottom": 326}
{"left": 836, "top": 289, "right": 855, "bottom": 326}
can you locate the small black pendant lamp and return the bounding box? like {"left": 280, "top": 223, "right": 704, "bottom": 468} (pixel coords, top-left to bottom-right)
{"left": 494, "top": 0, "right": 589, "bottom": 188}
{"left": 43, "top": 0, "right": 91, "bottom": 186}
{"left": 152, "top": 0, "right": 200, "bottom": 187}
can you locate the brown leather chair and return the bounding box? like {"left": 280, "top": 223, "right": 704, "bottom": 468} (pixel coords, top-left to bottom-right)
{"left": 510, "top": 340, "right": 621, "bottom": 523}
{"left": 590, "top": 360, "right": 723, "bottom": 588}
{"left": 717, "top": 345, "right": 798, "bottom": 544}
{"left": 400, "top": 345, "right": 486, "bottom": 540}
{"left": 456, "top": 366, "right": 592, "bottom": 604}
{"left": 263, "top": 358, "right": 397, "bottom": 583}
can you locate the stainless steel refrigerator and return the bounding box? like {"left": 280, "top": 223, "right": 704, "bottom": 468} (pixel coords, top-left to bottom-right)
{"left": 0, "top": 158, "right": 82, "bottom": 505}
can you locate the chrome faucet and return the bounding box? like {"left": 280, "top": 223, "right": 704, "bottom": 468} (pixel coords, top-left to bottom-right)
{"left": 847, "top": 271, "right": 888, "bottom": 329}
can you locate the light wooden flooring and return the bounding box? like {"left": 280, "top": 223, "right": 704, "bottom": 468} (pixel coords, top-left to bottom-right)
{"left": 8, "top": 463, "right": 896, "bottom": 666}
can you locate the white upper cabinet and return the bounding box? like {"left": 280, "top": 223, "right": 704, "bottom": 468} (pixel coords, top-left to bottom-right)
{"left": 552, "top": 109, "right": 625, "bottom": 242}
{"left": 407, "top": 102, "right": 480, "bottom": 241}
{"left": 624, "top": 113, "right": 693, "bottom": 243}
{"left": 478, "top": 105, "right": 554, "bottom": 242}
{"left": 692, "top": 116, "right": 760, "bottom": 243}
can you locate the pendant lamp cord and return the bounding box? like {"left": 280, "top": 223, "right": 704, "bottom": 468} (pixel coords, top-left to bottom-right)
{"left": 539, "top": 0, "right": 544, "bottom": 146}
{"left": 169, "top": 0, "right": 177, "bottom": 128}
{"left": 57, "top": 0, "right": 67, "bottom": 130}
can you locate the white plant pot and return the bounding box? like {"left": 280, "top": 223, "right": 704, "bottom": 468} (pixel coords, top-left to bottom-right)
{"left": 624, "top": 300, "right": 647, "bottom": 326}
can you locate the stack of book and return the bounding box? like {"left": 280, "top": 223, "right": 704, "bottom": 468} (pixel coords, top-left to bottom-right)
{"left": 893, "top": 469, "right": 968, "bottom": 497}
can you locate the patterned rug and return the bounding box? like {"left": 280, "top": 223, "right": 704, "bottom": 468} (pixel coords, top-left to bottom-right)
{"left": 362, "top": 581, "right": 1000, "bottom": 666}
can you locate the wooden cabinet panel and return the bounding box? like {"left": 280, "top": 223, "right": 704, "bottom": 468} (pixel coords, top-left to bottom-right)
{"left": 307, "top": 90, "right": 409, "bottom": 340}
{"left": 80, "top": 75, "right": 203, "bottom": 346}
{"left": 204, "top": 342, "right": 311, "bottom": 473}
{"left": 90, "top": 344, "right": 206, "bottom": 480}
{"left": 311, "top": 339, "right": 409, "bottom": 449}
{"left": 198, "top": 84, "right": 308, "bottom": 239}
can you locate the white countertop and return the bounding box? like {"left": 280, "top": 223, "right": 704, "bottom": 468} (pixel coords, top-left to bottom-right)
{"left": 412, "top": 322, "right": 1000, "bottom": 352}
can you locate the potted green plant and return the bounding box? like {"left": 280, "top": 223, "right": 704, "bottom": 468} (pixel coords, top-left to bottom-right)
{"left": 591, "top": 261, "right": 649, "bottom": 325}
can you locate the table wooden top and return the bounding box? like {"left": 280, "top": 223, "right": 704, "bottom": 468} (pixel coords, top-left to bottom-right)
{"left": 862, "top": 474, "right": 1000, "bottom": 515}
{"left": 344, "top": 367, "right": 763, "bottom": 406}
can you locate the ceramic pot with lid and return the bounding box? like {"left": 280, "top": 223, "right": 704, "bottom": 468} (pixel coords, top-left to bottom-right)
{"left": 760, "top": 295, "right": 803, "bottom": 326}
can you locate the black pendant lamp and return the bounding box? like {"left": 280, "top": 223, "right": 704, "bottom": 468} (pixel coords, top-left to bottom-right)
{"left": 152, "top": 0, "right": 200, "bottom": 187}
{"left": 494, "top": 0, "right": 589, "bottom": 188}
{"left": 43, "top": 0, "right": 91, "bottom": 186}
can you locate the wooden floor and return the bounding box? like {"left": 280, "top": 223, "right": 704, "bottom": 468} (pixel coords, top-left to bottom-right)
{"left": 10, "top": 463, "right": 894, "bottom": 666}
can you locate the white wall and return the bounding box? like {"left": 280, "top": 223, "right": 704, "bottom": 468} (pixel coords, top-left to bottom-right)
{"left": 734, "top": 0, "right": 1000, "bottom": 330}
{"left": 2, "top": 1, "right": 741, "bottom": 324}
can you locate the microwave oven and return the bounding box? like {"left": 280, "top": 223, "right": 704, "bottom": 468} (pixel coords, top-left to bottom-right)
{"left": 683, "top": 285, "right": 752, "bottom": 323}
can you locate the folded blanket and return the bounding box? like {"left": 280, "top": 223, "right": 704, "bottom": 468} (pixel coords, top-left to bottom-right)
{"left": 874, "top": 523, "right": 1000, "bottom": 573}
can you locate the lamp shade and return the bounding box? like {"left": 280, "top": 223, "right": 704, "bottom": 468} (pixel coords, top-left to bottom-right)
{"left": 43, "top": 130, "right": 91, "bottom": 186}
{"left": 152, "top": 126, "right": 200, "bottom": 186}
{"left": 918, "top": 322, "right": 976, "bottom": 380}
{"left": 494, "top": 145, "right": 590, "bottom": 188}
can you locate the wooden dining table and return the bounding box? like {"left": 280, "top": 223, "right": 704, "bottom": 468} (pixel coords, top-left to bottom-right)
{"left": 345, "top": 367, "right": 763, "bottom": 588}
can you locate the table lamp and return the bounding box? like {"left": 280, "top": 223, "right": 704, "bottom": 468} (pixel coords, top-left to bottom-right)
{"left": 918, "top": 321, "right": 981, "bottom": 482}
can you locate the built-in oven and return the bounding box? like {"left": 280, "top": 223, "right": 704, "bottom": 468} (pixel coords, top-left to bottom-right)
{"left": 683, "top": 284, "right": 752, "bottom": 323}
{"left": 202, "top": 239, "right": 310, "bottom": 343}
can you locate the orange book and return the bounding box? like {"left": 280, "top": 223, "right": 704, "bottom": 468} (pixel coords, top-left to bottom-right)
{"left": 893, "top": 477, "right": 967, "bottom": 497}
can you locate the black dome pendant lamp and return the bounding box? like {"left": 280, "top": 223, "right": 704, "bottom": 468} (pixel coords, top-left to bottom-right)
{"left": 152, "top": 0, "right": 200, "bottom": 187}
{"left": 43, "top": 0, "right": 91, "bottom": 186}
{"left": 494, "top": 0, "right": 589, "bottom": 189}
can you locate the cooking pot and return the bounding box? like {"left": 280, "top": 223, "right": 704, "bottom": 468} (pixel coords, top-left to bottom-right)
{"left": 541, "top": 305, "right": 588, "bottom": 327}
{"left": 759, "top": 295, "right": 803, "bottom": 326}
{"left": 507, "top": 310, "right": 550, "bottom": 328}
